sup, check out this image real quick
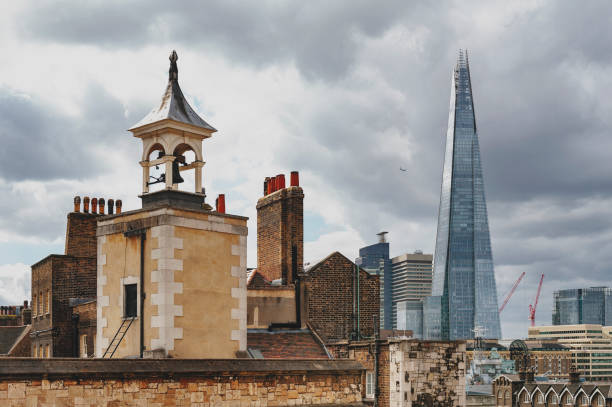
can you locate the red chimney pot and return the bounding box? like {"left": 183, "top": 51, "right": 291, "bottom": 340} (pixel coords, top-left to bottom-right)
{"left": 83, "top": 196, "right": 90, "bottom": 213}
{"left": 91, "top": 198, "right": 98, "bottom": 214}
{"left": 217, "top": 194, "right": 226, "bottom": 214}
{"left": 116, "top": 200, "right": 122, "bottom": 214}
{"left": 276, "top": 174, "right": 286, "bottom": 190}
{"left": 269, "top": 177, "right": 277, "bottom": 193}
{"left": 290, "top": 171, "right": 299, "bottom": 187}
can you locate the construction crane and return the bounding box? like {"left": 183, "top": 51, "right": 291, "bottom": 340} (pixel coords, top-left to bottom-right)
{"left": 528, "top": 274, "right": 545, "bottom": 327}
{"left": 498, "top": 271, "right": 526, "bottom": 313}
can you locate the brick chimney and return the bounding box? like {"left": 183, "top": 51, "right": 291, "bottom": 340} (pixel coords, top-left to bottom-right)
{"left": 256, "top": 171, "right": 303, "bottom": 285}
{"left": 65, "top": 197, "right": 99, "bottom": 258}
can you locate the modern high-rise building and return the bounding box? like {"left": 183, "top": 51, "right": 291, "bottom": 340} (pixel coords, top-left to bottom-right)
{"left": 552, "top": 287, "right": 612, "bottom": 326}
{"left": 391, "top": 251, "right": 432, "bottom": 331}
{"left": 424, "top": 50, "right": 502, "bottom": 340}
{"left": 357, "top": 232, "right": 392, "bottom": 330}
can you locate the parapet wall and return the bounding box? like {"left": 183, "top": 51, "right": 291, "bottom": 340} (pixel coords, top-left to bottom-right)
{"left": 0, "top": 358, "right": 365, "bottom": 406}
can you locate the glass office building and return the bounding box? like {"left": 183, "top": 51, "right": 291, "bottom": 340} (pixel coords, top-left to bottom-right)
{"left": 552, "top": 287, "right": 612, "bottom": 326}
{"left": 358, "top": 232, "right": 392, "bottom": 330}
{"left": 391, "top": 251, "right": 432, "bottom": 329}
{"left": 425, "top": 50, "right": 502, "bottom": 340}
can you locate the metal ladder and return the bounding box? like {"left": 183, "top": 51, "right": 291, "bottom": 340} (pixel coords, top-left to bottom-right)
{"left": 102, "top": 317, "right": 135, "bottom": 358}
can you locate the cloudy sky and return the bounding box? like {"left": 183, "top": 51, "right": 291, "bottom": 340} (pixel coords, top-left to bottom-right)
{"left": 1, "top": 1, "right": 611, "bottom": 338}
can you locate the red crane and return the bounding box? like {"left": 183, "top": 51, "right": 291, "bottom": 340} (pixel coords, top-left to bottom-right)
{"left": 498, "top": 271, "right": 526, "bottom": 313}
{"left": 528, "top": 274, "right": 545, "bottom": 326}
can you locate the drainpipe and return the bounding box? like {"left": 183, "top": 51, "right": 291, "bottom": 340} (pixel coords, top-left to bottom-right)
{"left": 355, "top": 257, "right": 363, "bottom": 340}
{"left": 140, "top": 232, "right": 146, "bottom": 358}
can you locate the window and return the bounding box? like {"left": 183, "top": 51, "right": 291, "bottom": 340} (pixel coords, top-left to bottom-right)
{"left": 38, "top": 292, "right": 43, "bottom": 316}
{"left": 598, "top": 395, "right": 604, "bottom": 406}
{"left": 32, "top": 295, "right": 36, "bottom": 317}
{"left": 497, "top": 390, "right": 502, "bottom": 400}
{"left": 45, "top": 344, "right": 50, "bottom": 358}
{"left": 566, "top": 395, "right": 572, "bottom": 405}
{"left": 80, "top": 335, "right": 88, "bottom": 358}
{"left": 538, "top": 393, "right": 543, "bottom": 403}
{"left": 46, "top": 290, "right": 51, "bottom": 314}
{"left": 505, "top": 390, "right": 510, "bottom": 401}
{"left": 523, "top": 392, "right": 529, "bottom": 402}
{"left": 365, "top": 372, "right": 375, "bottom": 399}
{"left": 124, "top": 284, "right": 137, "bottom": 318}
{"left": 39, "top": 345, "right": 43, "bottom": 358}
{"left": 34, "top": 345, "right": 38, "bottom": 358}
{"left": 581, "top": 395, "right": 588, "bottom": 405}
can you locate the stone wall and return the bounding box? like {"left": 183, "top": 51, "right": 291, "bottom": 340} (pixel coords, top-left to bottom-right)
{"left": 0, "top": 359, "right": 365, "bottom": 406}
{"left": 387, "top": 340, "right": 466, "bottom": 407}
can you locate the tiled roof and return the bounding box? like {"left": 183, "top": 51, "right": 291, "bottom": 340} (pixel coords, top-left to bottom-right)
{"left": 247, "top": 271, "right": 273, "bottom": 289}
{"left": 247, "top": 329, "right": 329, "bottom": 359}
{"left": 0, "top": 326, "right": 28, "bottom": 354}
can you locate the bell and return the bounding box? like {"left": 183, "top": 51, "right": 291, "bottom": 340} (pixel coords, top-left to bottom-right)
{"left": 172, "top": 159, "right": 184, "bottom": 184}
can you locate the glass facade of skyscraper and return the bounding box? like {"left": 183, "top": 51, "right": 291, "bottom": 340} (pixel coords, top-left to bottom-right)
{"left": 425, "top": 50, "right": 501, "bottom": 340}
{"left": 552, "top": 287, "right": 612, "bottom": 326}
{"left": 358, "top": 237, "right": 392, "bottom": 330}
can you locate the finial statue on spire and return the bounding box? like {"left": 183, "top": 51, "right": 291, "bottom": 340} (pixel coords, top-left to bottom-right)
{"left": 169, "top": 50, "right": 178, "bottom": 81}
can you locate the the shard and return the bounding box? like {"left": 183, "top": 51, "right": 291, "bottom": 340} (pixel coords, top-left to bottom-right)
{"left": 424, "top": 50, "right": 502, "bottom": 340}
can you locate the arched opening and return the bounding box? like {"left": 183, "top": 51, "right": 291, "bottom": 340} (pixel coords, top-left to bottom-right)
{"left": 172, "top": 143, "right": 200, "bottom": 193}
{"left": 146, "top": 143, "right": 166, "bottom": 193}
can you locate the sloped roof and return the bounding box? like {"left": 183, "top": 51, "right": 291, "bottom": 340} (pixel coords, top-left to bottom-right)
{"left": 0, "top": 326, "right": 29, "bottom": 354}
{"left": 131, "top": 51, "right": 216, "bottom": 132}
{"left": 247, "top": 329, "right": 329, "bottom": 359}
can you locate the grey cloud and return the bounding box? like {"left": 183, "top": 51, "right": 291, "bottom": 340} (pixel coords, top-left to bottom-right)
{"left": 0, "top": 84, "right": 139, "bottom": 182}
{"left": 19, "top": 0, "right": 421, "bottom": 81}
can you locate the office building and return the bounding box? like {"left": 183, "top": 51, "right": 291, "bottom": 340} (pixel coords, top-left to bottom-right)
{"left": 391, "top": 251, "right": 432, "bottom": 332}
{"left": 358, "top": 232, "right": 392, "bottom": 330}
{"left": 553, "top": 287, "right": 612, "bottom": 326}
{"left": 424, "top": 50, "right": 502, "bottom": 340}
{"left": 529, "top": 324, "right": 612, "bottom": 381}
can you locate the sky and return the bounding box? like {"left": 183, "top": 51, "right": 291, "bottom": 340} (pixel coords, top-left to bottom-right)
{"left": 1, "top": 0, "right": 612, "bottom": 339}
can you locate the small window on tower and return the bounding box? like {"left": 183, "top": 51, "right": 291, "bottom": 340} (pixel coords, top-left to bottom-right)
{"left": 124, "top": 284, "right": 137, "bottom": 318}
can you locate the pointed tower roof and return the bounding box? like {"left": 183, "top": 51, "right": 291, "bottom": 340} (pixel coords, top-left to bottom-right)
{"left": 130, "top": 50, "right": 216, "bottom": 132}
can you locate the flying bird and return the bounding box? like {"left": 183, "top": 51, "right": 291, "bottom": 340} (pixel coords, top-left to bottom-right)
{"left": 400, "top": 167, "right": 407, "bottom": 172}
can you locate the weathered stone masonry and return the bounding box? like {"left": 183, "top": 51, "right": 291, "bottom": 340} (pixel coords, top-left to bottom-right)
{"left": 0, "top": 359, "right": 365, "bottom": 406}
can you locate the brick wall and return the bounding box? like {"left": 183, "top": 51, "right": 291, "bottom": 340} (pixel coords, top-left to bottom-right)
{"left": 64, "top": 212, "right": 98, "bottom": 258}
{"left": 305, "top": 252, "right": 379, "bottom": 343}
{"left": 30, "top": 211, "right": 97, "bottom": 358}
{"left": 72, "top": 301, "right": 96, "bottom": 358}
{"left": 256, "top": 186, "right": 303, "bottom": 284}
{"left": 0, "top": 359, "right": 364, "bottom": 406}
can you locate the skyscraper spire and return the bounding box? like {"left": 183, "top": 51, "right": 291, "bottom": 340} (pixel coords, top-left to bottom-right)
{"left": 424, "top": 51, "right": 501, "bottom": 340}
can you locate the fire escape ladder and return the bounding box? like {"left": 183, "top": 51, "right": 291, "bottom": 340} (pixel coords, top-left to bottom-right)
{"left": 102, "top": 317, "right": 135, "bottom": 358}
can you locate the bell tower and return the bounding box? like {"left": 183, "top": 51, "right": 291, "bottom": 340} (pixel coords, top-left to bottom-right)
{"left": 130, "top": 50, "right": 216, "bottom": 207}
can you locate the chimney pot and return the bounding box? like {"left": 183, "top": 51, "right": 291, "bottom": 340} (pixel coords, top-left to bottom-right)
{"left": 276, "top": 174, "right": 286, "bottom": 190}
{"left": 108, "top": 199, "right": 114, "bottom": 215}
{"left": 91, "top": 198, "right": 98, "bottom": 214}
{"left": 217, "top": 194, "right": 226, "bottom": 214}
{"left": 98, "top": 198, "right": 105, "bottom": 215}
{"left": 73, "top": 196, "right": 81, "bottom": 212}
{"left": 116, "top": 200, "right": 122, "bottom": 214}
{"left": 24, "top": 300, "right": 28, "bottom": 308}
{"left": 290, "top": 171, "right": 299, "bottom": 187}
{"left": 269, "top": 177, "right": 277, "bottom": 193}
{"left": 83, "top": 196, "right": 90, "bottom": 213}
